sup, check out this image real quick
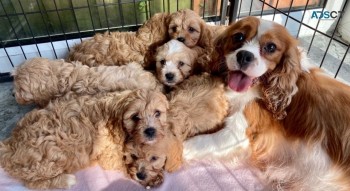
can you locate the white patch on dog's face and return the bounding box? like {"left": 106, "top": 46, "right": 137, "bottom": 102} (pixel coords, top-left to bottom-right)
{"left": 226, "top": 39, "right": 268, "bottom": 78}
{"left": 155, "top": 40, "right": 195, "bottom": 87}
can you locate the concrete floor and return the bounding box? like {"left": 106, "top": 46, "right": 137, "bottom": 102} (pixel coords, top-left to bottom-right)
{"left": 0, "top": 82, "right": 34, "bottom": 140}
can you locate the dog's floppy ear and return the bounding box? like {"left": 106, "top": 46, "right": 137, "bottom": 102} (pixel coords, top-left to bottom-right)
{"left": 209, "top": 30, "right": 229, "bottom": 75}
{"left": 191, "top": 46, "right": 209, "bottom": 74}
{"left": 164, "top": 133, "right": 183, "bottom": 172}
{"left": 197, "top": 20, "right": 213, "bottom": 51}
{"left": 262, "top": 42, "right": 302, "bottom": 120}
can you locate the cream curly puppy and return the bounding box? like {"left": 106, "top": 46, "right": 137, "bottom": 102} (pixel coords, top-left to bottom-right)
{"left": 12, "top": 58, "right": 161, "bottom": 106}
{"left": 0, "top": 89, "right": 169, "bottom": 189}
{"left": 68, "top": 9, "right": 214, "bottom": 67}
{"left": 148, "top": 39, "right": 206, "bottom": 87}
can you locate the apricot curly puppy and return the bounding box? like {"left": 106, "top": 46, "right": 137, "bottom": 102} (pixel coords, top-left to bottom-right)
{"left": 12, "top": 57, "right": 160, "bottom": 106}
{"left": 68, "top": 9, "right": 213, "bottom": 67}
{"left": 124, "top": 130, "right": 183, "bottom": 188}
{"left": 0, "top": 89, "right": 169, "bottom": 189}
{"left": 167, "top": 73, "right": 229, "bottom": 140}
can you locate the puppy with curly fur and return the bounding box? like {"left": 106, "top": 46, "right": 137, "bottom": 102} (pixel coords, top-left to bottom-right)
{"left": 68, "top": 9, "right": 214, "bottom": 67}
{"left": 146, "top": 39, "right": 206, "bottom": 87}
{"left": 124, "top": 130, "right": 183, "bottom": 188}
{"left": 12, "top": 58, "right": 161, "bottom": 106}
{"left": 0, "top": 89, "right": 169, "bottom": 189}
{"left": 167, "top": 73, "right": 229, "bottom": 140}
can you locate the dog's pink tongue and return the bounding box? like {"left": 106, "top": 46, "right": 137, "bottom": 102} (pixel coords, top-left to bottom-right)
{"left": 228, "top": 71, "right": 253, "bottom": 92}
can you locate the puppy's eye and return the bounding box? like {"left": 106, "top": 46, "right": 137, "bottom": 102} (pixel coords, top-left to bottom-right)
{"left": 155, "top": 110, "right": 161, "bottom": 118}
{"left": 131, "top": 154, "right": 138, "bottom": 160}
{"left": 179, "top": 61, "right": 185, "bottom": 67}
{"left": 132, "top": 114, "right": 140, "bottom": 122}
{"left": 233, "top": 32, "right": 245, "bottom": 42}
{"left": 172, "top": 26, "right": 177, "bottom": 32}
{"left": 160, "top": 59, "right": 165, "bottom": 65}
{"left": 264, "top": 42, "right": 276, "bottom": 53}
{"left": 188, "top": 27, "right": 195, "bottom": 33}
{"left": 150, "top": 156, "right": 158, "bottom": 162}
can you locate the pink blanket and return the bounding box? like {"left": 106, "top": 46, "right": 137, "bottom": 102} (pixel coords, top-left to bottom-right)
{"left": 0, "top": 160, "right": 266, "bottom": 191}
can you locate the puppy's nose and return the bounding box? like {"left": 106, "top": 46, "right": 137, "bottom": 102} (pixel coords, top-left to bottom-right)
{"left": 165, "top": 73, "right": 175, "bottom": 81}
{"left": 136, "top": 172, "right": 147, "bottom": 180}
{"left": 236, "top": 50, "right": 254, "bottom": 69}
{"left": 177, "top": 37, "right": 185, "bottom": 42}
{"left": 144, "top": 127, "right": 156, "bottom": 138}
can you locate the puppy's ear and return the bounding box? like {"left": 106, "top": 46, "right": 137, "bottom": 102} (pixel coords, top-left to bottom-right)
{"left": 197, "top": 21, "right": 213, "bottom": 51}
{"left": 191, "top": 46, "right": 209, "bottom": 74}
{"left": 262, "top": 43, "right": 302, "bottom": 120}
{"left": 164, "top": 134, "right": 183, "bottom": 172}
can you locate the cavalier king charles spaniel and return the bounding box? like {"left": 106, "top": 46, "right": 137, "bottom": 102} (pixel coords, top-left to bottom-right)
{"left": 185, "top": 16, "right": 350, "bottom": 190}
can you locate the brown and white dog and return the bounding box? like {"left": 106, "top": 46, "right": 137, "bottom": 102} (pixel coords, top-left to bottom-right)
{"left": 184, "top": 16, "right": 350, "bottom": 190}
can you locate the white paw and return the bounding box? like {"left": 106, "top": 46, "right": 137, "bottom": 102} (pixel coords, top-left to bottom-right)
{"left": 65, "top": 174, "right": 77, "bottom": 188}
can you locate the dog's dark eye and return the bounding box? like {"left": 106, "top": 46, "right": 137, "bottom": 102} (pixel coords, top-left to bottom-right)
{"left": 160, "top": 59, "right": 165, "bottom": 65}
{"left": 155, "top": 110, "right": 161, "bottom": 118}
{"left": 233, "top": 32, "right": 245, "bottom": 42}
{"left": 179, "top": 61, "right": 185, "bottom": 67}
{"left": 131, "top": 154, "right": 138, "bottom": 160}
{"left": 150, "top": 156, "right": 158, "bottom": 162}
{"left": 172, "top": 26, "right": 177, "bottom": 32}
{"left": 188, "top": 27, "right": 195, "bottom": 33}
{"left": 132, "top": 114, "right": 140, "bottom": 122}
{"left": 264, "top": 43, "right": 276, "bottom": 53}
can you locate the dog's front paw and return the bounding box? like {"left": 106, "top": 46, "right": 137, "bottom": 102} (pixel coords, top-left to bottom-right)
{"left": 62, "top": 174, "right": 77, "bottom": 188}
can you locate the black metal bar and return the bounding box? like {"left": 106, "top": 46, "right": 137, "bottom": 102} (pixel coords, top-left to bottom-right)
{"left": 284, "top": 0, "right": 294, "bottom": 27}
{"left": 132, "top": 0, "right": 138, "bottom": 24}
{"left": 69, "top": 0, "right": 83, "bottom": 42}
{"left": 319, "top": 0, "right": 348, "bottom": 68}
{"left": 260, "top": 0, "right": 266, "bottom": 18}
{"left": 272, "top": 0, "right": 280, "bottom": 21}
{"left": 163, "top": 0, "right": 165, "bottom": 12}
{"left": 334, "top": 44, "right": 350, "bottom": 78}
{"left": 220, "top": 0, "right": 228, "bottom": 24}
{"left": 307, "top": 4, "right": 326, "bottom": 53}
{"left": 17, "top": 0, "right": 42, "bottom": 57}
{"left": 0, "top": 0, "right": 27, "bottom": 59}
{"left": 53, "top": 0, "right": 71, "bottom": 51}
{"left": 35, "top": 0, "right": 58, "bottom": 58}
{"left": 0, "top": 40, "right": 14, "bottom": 67}
{"left": 237, "top": 0, "right": 243, "bottom": 18}
{"left": 86, "top": 0, "right": 97, "bottom": 33}
{"left": 118, "top": 0, "right": 125, "bottom": 27}
{"left": 202, "top": 0, "right": 206, "bottom": 18}
{"left": 190, "top": 0, "right": 193, "bottom": 10}
{"left": 248, "top": 0, "right": 254, "bottom": 16}
{"left": 228, "top": 0, "right": 239, "bottom": 23}
{"left": 176, "top": 0, "right": 179, "bottom": 11}
{"left": 296, "top": 0, "right": 310, "bottom": 38}
{"left": 102, "top": 0, "right": 110, "bottom": 33}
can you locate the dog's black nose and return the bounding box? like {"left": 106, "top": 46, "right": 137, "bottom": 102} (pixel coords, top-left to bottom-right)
{"left": 236, "top": 50, "right": 254, "bottom": 69}
{"left": 144, "top": 127, "right": 156, "bottom": 138}
{"left": 136, "top": 172, "right": 147, "bottom": 180}
{"left": 165, "top": 73, "right": 175, "bottom": 81}
{"left": 177, "top": 37, "right": 185, "bottom": 42}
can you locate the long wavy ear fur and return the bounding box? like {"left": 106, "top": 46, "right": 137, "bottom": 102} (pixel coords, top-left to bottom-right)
{"left": 262, "top": 44, "right": 302, "bottom": 120}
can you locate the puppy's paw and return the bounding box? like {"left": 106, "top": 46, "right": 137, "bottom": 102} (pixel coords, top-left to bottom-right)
{"left": 63, "top": 174, "right": 77, "bottom": 188}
